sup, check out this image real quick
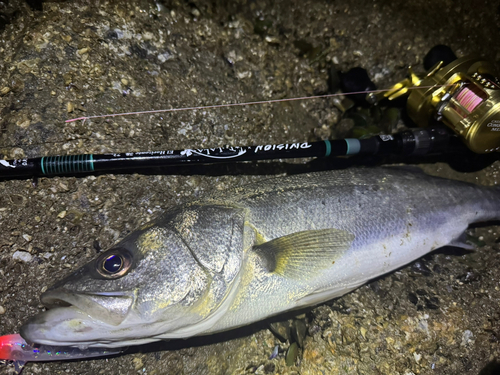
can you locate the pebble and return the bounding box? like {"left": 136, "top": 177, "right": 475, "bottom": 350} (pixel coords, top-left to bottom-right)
{"left": 269, "top": 345, "right": 279, "bottom": 360}
{"left": 291, "top": 319, "right": 307, "bottom": 348}
{"left": 461, "top": 330, "right": 474, "bottom": 346}
{"left": 77, "top": 47, "right": 89, "bottom": 55}
{"left": 158, "top": 52, "right": 173, "bottom": 62}
{"left": 9, "top": 148, "right": 25, "bottom": 159}
{"left": 360, "top": 326, "right": 367, "bottom": 339}
{"left": 13, "top": 250, "right": 33, "bottom": 263}
{"left": 191, "top": 8, "right": 200, "bottom": 17}
{"left": 132, "top": 357, "right": 144, "bottom": 370}
{"left": 269, "top": 321, "right": 290, "bottom": 342}
{"left": 285, "top": 342, "right": 298, "bottom": 366}
{"left": 413, "top": 352, "right": 421, "bottom": 363}
{"left": 0, "top": 305, "right": 5, "bottom": 315}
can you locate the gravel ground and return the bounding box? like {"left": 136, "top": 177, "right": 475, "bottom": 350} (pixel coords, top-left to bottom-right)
{"left": 1, "top": 0, "right": 500, "bottom": 374}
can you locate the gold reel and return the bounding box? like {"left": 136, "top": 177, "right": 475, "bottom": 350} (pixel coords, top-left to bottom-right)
{"left": 378, "top": 56, "right": 500, "bottom": 154}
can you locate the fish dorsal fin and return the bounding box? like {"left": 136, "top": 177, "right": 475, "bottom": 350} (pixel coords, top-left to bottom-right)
{"left": 253, "top": 229, "right": 354, "bottom": 280}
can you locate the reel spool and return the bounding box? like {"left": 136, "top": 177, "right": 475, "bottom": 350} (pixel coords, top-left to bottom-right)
{"left": 376, "top": 56, "right": 500, "bottom": 154}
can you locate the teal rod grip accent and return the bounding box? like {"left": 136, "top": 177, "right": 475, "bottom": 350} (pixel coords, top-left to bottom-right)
{"left": 40, "top": 157, "right": 46, "bottom": 175}
{"left": 345, "top": 139, "right": 361, "bottom": 155}
{"left": 323, "top": 140, "right": 331, "bottom": 157}
{"left": 40, "top": 154, "right": 95, "bottom": 175}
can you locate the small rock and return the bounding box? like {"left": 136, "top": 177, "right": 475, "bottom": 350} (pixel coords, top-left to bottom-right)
{"left": 190, "top": 7, "right": 200, "bottom": 17}
{"left": 285, "top": 342, "right": 299, "bottom": 366}
{"left": 461, "top": 330, "right": 474, "bottom": 346}
{"left": 0, "top": 305, "right": 5, "bottom": 315}
{"left": 291, "top": 319, "right": 307, "bottom": 348}
{"left": 254, "top": 364, "right": 265, "bottom": 375}
{"left": 77, "top": 47, "right": 89, "bottom": 55}
{"left": 265, "top": 36, "right": 280, "bottom": 44}
{"left": 269, "top": 321, "right": 290, "bottom": 342}
{"left": 269, "top": 345, "right": 279, "bottom": 360}
{"left": 413, "top": 352, "right": 421, "bottom": 363}
{"left": 264, "top": 363, "right": 275, "bottom": 374}
{"left": 63, "top": 73, "right": 73, "bottom": 85}
{"left": 13, "top": 250, "right": 33, "bottom": 263}
{"left": 408, "top": 292, "right": 419, "bottom": 305}
{"left": 424, "top": 296, "right": 440, "bottom": 310}
{"left": 17, "top": 119, "right": 31, "bottom": 128}
{"left": 411, "top": 260, "right": 432, "bottom": 276}
{"left": 158, "top": 51, "right": 173, "bottom": 63}
{"left": 360, "top": 326, "right": 367, "bottom": 339}
{"left": 132, "top": 356, "right": 144, "bottom": 370}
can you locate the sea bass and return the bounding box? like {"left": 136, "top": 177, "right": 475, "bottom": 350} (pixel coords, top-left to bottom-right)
{"left": 20, "top": 167, "right": 500, "bottom": 348}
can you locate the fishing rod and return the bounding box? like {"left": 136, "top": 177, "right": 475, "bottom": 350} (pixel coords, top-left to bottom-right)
{"left": 1, "top": 51, "right": 500, "bottom": 179}
{"left": 0, "top": 127, "right": 451, "bottom": 179}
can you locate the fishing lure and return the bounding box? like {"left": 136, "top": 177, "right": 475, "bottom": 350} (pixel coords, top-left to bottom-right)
{"left": 0, "top": 333, "right": 122, "bottom": 373}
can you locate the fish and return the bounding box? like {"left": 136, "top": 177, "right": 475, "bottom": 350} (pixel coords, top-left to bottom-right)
{"left": 19, "top": 167, "right": 500, "bottom": 348}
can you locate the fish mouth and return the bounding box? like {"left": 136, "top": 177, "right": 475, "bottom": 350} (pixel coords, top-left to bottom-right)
{"left": 40, "top": 289, "right": 135, "bottom": 326}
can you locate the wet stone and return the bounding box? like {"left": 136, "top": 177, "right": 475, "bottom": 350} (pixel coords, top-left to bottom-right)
{"left": 263, "top": 363, "right": 275, "bottom": 373}
{"left": 408, "top": 292, "right": 419, "bottom": 305}
{"left": 411, "top": 260, "right": 432, "bottom": 276}
{"left": 291, "top": 319, "right": 307, "bottom": 348}
{"left": 285, "top": 342, "right": 299, "bottom": 366}
{"left": 424, "top": 296, "right": 440, "bottom": 310}
{"left": 268, "top": 321, "right": 291, "bottom": 343}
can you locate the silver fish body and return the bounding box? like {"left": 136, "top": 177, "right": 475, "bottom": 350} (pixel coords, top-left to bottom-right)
{"left": 21, "top": 168, "right": 500, "bottom": 348}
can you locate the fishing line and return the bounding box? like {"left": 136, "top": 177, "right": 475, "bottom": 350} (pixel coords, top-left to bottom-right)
{"left": 65, "top": 84, "right": 453, "bottom": 123}
{"left": 0, "top": 83, "right": 452, "bottom": 151}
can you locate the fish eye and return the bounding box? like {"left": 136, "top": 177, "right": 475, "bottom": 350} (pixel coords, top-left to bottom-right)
{"left": 96, "top": 249, "right": 132, "bottom": 279}
{"left": 103, "top": 255, "right": 122, "bottom": 273}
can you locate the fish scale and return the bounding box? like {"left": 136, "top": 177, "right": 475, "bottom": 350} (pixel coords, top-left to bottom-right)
{"left": 19, "top": 167, "right": 500, "bottom": 348}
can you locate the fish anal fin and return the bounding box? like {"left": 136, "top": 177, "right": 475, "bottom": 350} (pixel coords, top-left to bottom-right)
{"left": 253, "top": 229, "right": 354, "bottom": 281}
{"left": 449, "top": 232, "right": 477, "bottom": 251}
{"left": 295, "top": 282, "right": 365, "bottom": 307}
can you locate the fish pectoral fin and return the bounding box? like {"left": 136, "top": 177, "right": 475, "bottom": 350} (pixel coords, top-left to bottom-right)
{"left": 253, "top": 229, "right": 354, "bottom": 281}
